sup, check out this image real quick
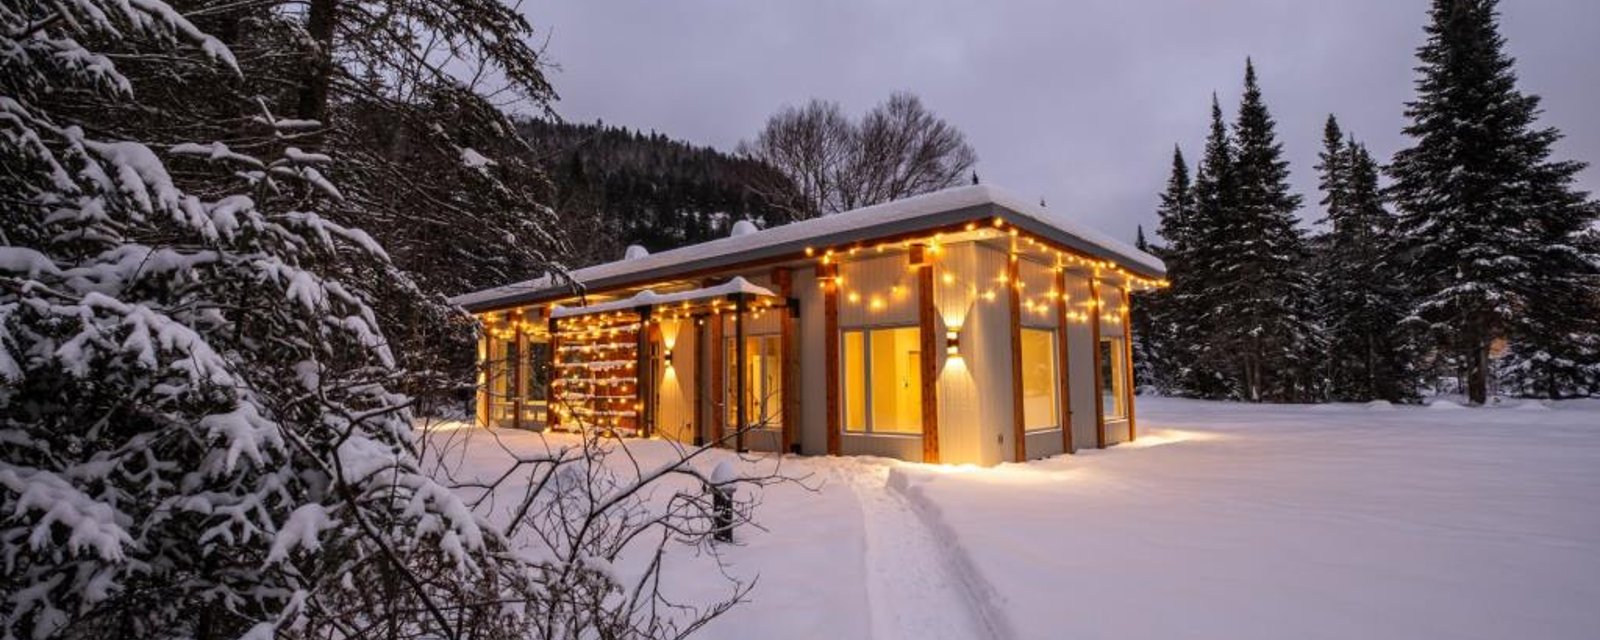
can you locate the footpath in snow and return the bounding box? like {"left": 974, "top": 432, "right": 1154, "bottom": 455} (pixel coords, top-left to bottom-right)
{"left": 429, "top": 397, "right": 1600, "bottom": 640}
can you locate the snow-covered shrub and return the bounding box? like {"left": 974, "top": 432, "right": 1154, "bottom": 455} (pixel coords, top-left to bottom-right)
{"left": 0, "top": 2, "right": 506, "bottom": 637}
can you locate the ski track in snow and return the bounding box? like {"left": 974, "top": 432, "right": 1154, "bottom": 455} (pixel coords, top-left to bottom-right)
{"left": 823, "top": 458, "right": 1001, "bottom": 640}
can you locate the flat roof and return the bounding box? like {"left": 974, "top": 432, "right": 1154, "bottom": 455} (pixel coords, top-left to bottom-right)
{"left": 453, "top": 184, "right": 1165, "bottom": 312}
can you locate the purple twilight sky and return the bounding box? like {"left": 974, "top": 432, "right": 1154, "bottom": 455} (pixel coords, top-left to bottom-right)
{"left": 523, "top": 0, "right": 1600, "bottom": 244}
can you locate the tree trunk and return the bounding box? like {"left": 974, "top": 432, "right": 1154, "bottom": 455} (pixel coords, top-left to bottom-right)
{"left": 1467, "top": 342, "right": 1489, "bottom": 405}
{"left": 296, "top": 0, "right": 338, "bottom": 124}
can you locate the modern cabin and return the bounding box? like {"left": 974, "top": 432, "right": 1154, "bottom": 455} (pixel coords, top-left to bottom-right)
{"left": 450, "top": 185, "right": 1167, "bottom": 465}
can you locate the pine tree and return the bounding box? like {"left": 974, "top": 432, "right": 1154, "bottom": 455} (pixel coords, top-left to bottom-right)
{"left": 1388, "top": 0, "right": 1597, "bottom": 403}
{"left": 1136, "top": 146, "right": 1196, "bottom": 394}
{"left": 1171, "top": 96, "right": 1237, "bottom": 399}
{"left": 1316, "top": 117, "right": 1415, "bottom": 401}
{"left": 1217, "top": 60, "right": 1317, "bottom": 402}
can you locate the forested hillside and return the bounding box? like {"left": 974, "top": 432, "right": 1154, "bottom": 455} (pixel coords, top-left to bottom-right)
{"left": 519, "top": 119, "right": 798, "bottom": 266}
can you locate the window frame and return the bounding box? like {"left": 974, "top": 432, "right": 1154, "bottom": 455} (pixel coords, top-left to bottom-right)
{"left": 839, "top": 324, "right": 923, "bottom": 437}
{"left": 723, "top": 333, "right": 782, "bottom": 430}
{"left": 1099, "top": 336, "right": 1128, "bottom": 421}
{"left": 1020, "top": 327, "right": 1061, "bottom": 433}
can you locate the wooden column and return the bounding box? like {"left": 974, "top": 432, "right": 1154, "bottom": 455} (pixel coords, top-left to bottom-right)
{"left": 1054, "top": 269, "right": 1076, "bottom": 454}
{"left": 477, "top": 330, "right": 490, "bottom": 427}
{"left": 1121, "top": 284, "right": 1137, "bottom": 442}
{"left": 545, "top": 314, "right": 560, "bottom": 431}
{"left": 1005, "top": 254, "right": 1026, "bottom": 462}
{"left": 693, "top": 314, "right": 708, "bottom": 446}
{"left": 912, "top": 245, "right": 940, "bottom": 464}
{"left": 733, "top": 293, "right": 748, "bottom": 452}
{"left": 635, "top": 307, "right": 656, "bottom": 438}
{"left": 773, "top": 268, "right": 798, "bottom": 454}
{"left": 1089, "top": 277, "right": 1106, "bottom": 449}
{"left": 511, "top": 311, "right": 525, "bottom": 430}
{"left": 822, "top": 262, "right": 841, "bottom": 456}
{"left": 708, "top": 309, "right": 725, "bottom": 447}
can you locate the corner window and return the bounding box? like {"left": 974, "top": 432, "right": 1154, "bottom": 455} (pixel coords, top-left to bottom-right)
{"left": 1100, "top": 337, "right": 1127, "bottom": 420}
{"left": 1021, "top": 328, "right": 1059, "bottom": 431}
{"left": 842, "top": 326, "right": 922, "bottom": 435}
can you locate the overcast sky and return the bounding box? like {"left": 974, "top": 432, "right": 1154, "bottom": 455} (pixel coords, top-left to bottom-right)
{"left": 525, "top": 0, "right": 1599, "bottom": 244}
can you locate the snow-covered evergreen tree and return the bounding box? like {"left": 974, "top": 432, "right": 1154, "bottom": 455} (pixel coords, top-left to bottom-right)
{"left": 0, "top": 2, "right": 523, "bottom": 637}
{"left": 1134, "top": 146, "right": 1197, "bottom": 394}
{"left": 1387, "top": 0, "right": 1597, "bottom": 403}
{"left": 1168, "top": 97, "right": 1238, "bottom": 399}
{"left": 1215, "top": 61, "right": 1318, "bottom": 402}
{"left": 1315, "top": 116, "right": 1416, "bottom": 401}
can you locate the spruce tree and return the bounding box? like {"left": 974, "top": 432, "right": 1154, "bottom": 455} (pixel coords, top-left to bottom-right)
{"left": 1388, "top": 0, "right": 1597, "bottom": 403}
{"left": 1219, "top": 60, "right": 1317, "bottom": 402}
{"left": 1317, "top": 117, "right": 1415, "bottom": 401}
{"left": 1138, "top": 146, "right": 1196, "bottom": 394}
{"left": 1172, "top": 96, "right": 1237, "bottom": 399}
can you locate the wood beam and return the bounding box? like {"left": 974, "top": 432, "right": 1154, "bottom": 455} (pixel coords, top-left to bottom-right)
{"left": 912, "top": 245, "right": 941, "bottom": 464}
{"left": 773, "top": 268, "right": 797, "bottom": 454}
{"left": 733, "top": 293, "right": 748, "bottom": 452}
{"left": 1089, "top": 277, "right": 1106, "bottom": 449}
{"left": 692, "top": 314, "right": 707, "bottom": 446}
{"left": 1054, "top": 268, "right": 1075, "bottom": 454}
{"left": 511, "top": 310, "right": 524, "bottom": 430}
{"left": 545, "top": 313, "right": 560, "bottom": 431}
{"left": 709, "top": 309, "right": 725, "bottom": 447}
{"left": 1006, "top": 253, "right": 1026, "bottom": 462}
{"left": 822, "top": 262, "right": 841, "bottom": 456}
{"left": 477, "top": 330, "right": 490, "bottom": 428}
{"left": 1122, "top": 284, "right": 1137, "bottom": 442}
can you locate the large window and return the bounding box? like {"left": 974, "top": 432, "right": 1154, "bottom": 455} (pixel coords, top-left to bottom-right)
{"left": 1100, "top": 337, "right": 1127, "bottom": 420}
{"left": 1021, "top": 328, "right": 1059, "bottom": 431}
{"left": 726, "top": 335, "right": 782, "bottom": 429}
{"left": 842, "top": 327, "right": 922, "bottom": 435}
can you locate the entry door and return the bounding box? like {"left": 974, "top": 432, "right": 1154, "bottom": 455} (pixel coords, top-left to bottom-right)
{"left": 724, "top": 335, "right": 782, "bottom": 431}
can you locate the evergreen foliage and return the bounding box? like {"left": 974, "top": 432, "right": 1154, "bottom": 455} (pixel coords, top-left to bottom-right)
{"left": 1387, "top": 0, "right": 1598, "bottom": 403}
{"left": 1314, "top": 117, "right": 1416, "bottom": 401}
{"left": 518, "top": 119, "right": 799, "bottom": 266}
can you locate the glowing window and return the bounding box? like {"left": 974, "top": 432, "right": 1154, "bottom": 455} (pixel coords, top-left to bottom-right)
{"left": 1100, "top": 337, "right": 1127, "bottom": 420}
{"left": 725, "top": 335, "right": 782, "bottom": 429}
{"left": 841, "top": 327, "right": 922, "bottom": 435}
{"left": 1020, "top": 328, "right": 1059, "bottom": 431}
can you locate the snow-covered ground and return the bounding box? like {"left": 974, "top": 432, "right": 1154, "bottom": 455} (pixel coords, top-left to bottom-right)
{"left": 429, "top": 397, "right": 1600, "bottom": 640}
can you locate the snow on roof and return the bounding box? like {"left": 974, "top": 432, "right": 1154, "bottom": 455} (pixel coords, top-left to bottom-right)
{"left": 452, "top": 184, "right": 1165, "bottom": 311}
{"left": 549, "top": 277, "right": 775, "bottom": 319}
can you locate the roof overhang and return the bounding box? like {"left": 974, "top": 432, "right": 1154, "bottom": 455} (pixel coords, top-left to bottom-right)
{"left": 453, "top": 185, "right": 1166, "bottom": 314}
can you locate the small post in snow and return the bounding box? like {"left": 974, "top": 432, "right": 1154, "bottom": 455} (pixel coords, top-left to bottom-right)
{"left": 709, "top": 460, "right": 736, "bottom": 543}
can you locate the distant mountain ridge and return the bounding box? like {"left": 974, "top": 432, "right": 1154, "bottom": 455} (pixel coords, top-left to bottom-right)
{"left": 517, "top": 118, "right": 797, "bottom": 266}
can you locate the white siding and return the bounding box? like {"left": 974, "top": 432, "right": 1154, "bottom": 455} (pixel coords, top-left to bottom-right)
{"left": 654, "top": 318, "right": 696, "bottom": 444}
{"left": 795, "top": 267, "right": 828, "bottom": 455}
{"left": 1063, "top": 271, "right": 1100, "bottom": 449}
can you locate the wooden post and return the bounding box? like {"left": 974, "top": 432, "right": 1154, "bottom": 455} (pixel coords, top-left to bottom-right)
{"left": 512, "top": 310, "right": 525, "bottom": 430}
{"left": 1006, "top": 254, "right": 1026, "bottom": 462}
{"left": 733, "top": 293, "right": 748, "bottom": 453}
{"left": 477, "top": 329, "right": 490, "bottom": 427}
{"left": 1054, "top": 268, "right": 1075, "bottom": 454}
{"left": 822, "top": 262, "right": 842, "bottom": 456}
{"left": 545, "top": 314, "right": 560, "bottom": 431}
{"left": 1089, "top": 277, "right": 1106, "bottom": 449}
{"left": 912, "top": 245, "right": 940, "bottom": 464}
{"left": 1121, "top": 284, "right": 1137, "bottom": 442}
{"left": 709, "top": 309, "right": 725, "bottom": 447}
{"left": 693, "top": 313, "right": 707, "bottom": 446}
{"left": 634, "top": 306, "right": 653, "bottom": 438}
{"left": 773, "top": 268, "right": 797, "bottom": 454}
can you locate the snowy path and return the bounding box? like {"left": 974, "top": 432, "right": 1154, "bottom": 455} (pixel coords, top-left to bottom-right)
{"left": 822, "top": 458, "right": 1002, "bottom": 640}
{"left": 435, "top": 396, "right": 1600, "bottom": 640}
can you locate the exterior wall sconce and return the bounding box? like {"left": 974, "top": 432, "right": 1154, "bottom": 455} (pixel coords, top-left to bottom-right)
{"left": 946, "top": 330, "right": 960, "bottom": 356}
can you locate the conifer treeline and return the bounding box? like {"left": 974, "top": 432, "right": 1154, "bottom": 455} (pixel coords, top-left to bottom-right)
{"left": 1135, "top": 0, "right": 1599, "bottom": 403}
